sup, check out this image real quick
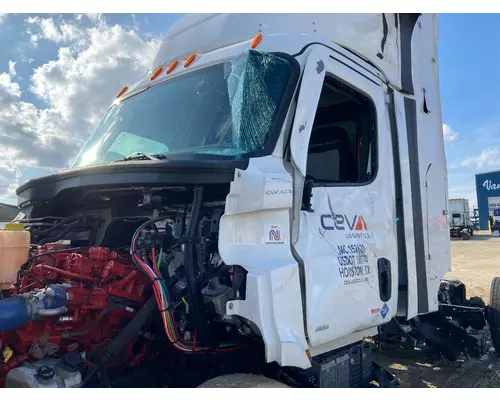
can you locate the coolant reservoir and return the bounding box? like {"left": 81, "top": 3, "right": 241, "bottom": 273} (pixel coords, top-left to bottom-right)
{"left": 0, "top": 223, "right": 30, "bottom": 290}
{"left": 6, "top": 354, "right": 83, "bottom": 388}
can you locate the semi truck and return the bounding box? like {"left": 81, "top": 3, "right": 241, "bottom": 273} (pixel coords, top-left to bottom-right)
{"left": 0, "top": 13, "right": 498, "bottom": 388}
{"left": 449, "top": 198, "right": 473, "bottom": 239}
{"left": 492, "top": 208, "right": 500, "bottom": 236}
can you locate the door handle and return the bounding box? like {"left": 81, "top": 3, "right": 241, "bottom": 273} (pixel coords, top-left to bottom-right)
{"left": 377, "top": 258, "right": 392, "bottom": 302}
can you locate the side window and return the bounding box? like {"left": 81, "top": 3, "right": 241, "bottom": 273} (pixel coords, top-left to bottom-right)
{"left": 306, "top": 76, "right": 377, "bottom": 184}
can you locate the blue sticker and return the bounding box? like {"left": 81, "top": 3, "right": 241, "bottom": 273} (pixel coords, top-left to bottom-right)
{"left": 381, "top": 303, "right": 389, "bottom": 319}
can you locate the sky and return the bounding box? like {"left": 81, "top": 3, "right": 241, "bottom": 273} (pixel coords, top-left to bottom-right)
{"left": 0, "top": 13, "right": 495, "bottom": 208}
{"left": 438, "top": 14, "right": 500, "bottom": 209}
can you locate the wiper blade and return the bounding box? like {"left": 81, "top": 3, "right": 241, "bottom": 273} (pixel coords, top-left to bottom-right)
{"left": 114, "top": 152, "right": 168, "bottom": 163}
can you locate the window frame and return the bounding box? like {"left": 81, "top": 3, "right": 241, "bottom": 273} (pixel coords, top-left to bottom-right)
{"left": 306, "top": 73, "right": 379, "bottom": 189}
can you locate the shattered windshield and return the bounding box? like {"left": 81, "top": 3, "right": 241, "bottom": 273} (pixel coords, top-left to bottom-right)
{"left": 71, "top": 50, "right": 294, "bottom": 168}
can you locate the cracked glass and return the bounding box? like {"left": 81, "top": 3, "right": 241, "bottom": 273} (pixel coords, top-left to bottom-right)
{"left": 71, "top": 50, "right": 293, "bottom": 168}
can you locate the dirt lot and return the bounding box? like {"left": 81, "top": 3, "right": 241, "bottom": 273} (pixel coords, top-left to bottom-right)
{"left": 375, "top": 231, "right": 500, "bottom": 388}
{"left": 446, "top": 231, "right": 500, "bottom": 303}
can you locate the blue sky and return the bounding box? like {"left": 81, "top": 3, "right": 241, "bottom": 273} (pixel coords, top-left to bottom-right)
{"left": 0, "top": 13, "right": 183, "bottom": 203}
{"left": 0, "top": 13, "right": 495, "bottom": 208}
{"left": 438, "top": 14, "right": 500, "bottom": 208}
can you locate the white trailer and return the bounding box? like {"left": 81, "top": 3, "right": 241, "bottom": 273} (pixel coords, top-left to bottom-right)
{"left": 449, "top": 198, "right": 473, "bottom": 239}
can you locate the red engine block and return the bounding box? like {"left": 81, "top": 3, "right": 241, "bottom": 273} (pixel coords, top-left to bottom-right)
{"left": 0, "top": 247, "right": 152, "bottom": 386}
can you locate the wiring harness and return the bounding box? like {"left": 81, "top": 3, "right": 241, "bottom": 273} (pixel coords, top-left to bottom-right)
{"left": 130, "top": 217, "right": 237, "bottom": 353}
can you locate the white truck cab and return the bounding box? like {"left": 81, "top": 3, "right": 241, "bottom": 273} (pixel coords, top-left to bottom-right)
{"left": 3, "top": 14, "right": 459, "bottom": 388}
{"left": 137, "top": 13, "right": 449, "bottom": 368}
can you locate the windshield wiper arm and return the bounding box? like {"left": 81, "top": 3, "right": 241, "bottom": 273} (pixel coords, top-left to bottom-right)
{"left": 114, "top": 152, "right": 168, "bottom": 163}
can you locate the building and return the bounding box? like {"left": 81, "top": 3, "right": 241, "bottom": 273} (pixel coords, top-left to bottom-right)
{"left": 0, "top": 202, "right": 18, "bottom": 229}
{"left": 475, "top": 170, "right": 500, "bottom": 230}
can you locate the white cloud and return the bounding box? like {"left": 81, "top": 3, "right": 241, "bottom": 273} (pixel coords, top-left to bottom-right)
{"left": 26, "top": 17, "right": 60, "bottom": 43}
{"left": 0, "top": 149, "right": 23, "bottom": 201}
{"left": 0, "top": 14, "right": 7, "bottom": 24}
{"left": 443, "top": 123, "right": 458, "bottom": 142}
{"left": 8, "top": 60, "right": 16, "bottom": 77}
{"left": 459, "top": 148, "right": 500, "bottom": 168}
{"left": 26, "top": 16, "right": 85, "bottom": 44}
{"left": 0, "top": 73, "right": 21, "bottom": 102}
{"left": 0, "top": 16, "right": 161, "bottom": 200}
{"left": 86, "top": 14, "right": 104, "bottom": 23}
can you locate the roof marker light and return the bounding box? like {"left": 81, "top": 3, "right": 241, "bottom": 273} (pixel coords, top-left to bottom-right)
{"left": 184, "top": 53, "right": 196, "bottom": 68}
{"left": 166, "top": 60, "right": 179, "bottom": 74}
{"left": 116, "top": 86, "right": 128, "bottom": 98}
{"left": 150, "top": 67, "right": 163, "bottom": 80}
{"left": 250, "top": 33, "right": 263, "bottom": 49}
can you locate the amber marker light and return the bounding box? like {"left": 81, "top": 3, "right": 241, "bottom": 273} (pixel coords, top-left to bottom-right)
{"left": 184, "top": 53, "right": 197, "bottom": 68}
{"left": 116, "top": 86, "right": 128, "bottom": 98}
{"left": 166, "top": 60, "right": 179, "bottom": 74}
{"left": 150, "top": 67, "right": 163, "bottom": 80}
{"left": 250, "top": 33, "right": 263, "bottom": 49}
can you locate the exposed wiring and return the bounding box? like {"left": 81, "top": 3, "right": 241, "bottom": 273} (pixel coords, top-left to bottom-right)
{"left": 130, "top": 217, "right": 238, "bottom": 353}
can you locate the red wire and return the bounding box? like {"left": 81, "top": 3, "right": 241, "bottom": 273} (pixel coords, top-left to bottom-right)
{"left": 132, "top": 238, "right": 239, "bottom": 353}
{"left": 151, "top": 248, "right": 160, "bottom": 275}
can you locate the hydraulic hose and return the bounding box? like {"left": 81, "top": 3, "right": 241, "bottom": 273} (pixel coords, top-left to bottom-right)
{"left": 36, "top": 306, "right": 68, "bottom": 317}
{"left": 77, "top": 296, "right": 156, "bottom": 388}
{"left": 38, "top": 222, "right": 88, "bottom": 246}
{"left": 95, "top": 296, "right": 156, "bottom": 365}
{"left": 62, "top": 304, "right": 121, "bottom": 338}
{"left": 184, "top": 186, "right": 208, "bottom": 341}
{"left": 36, "top": 216, "right": 81, "bottom": 237}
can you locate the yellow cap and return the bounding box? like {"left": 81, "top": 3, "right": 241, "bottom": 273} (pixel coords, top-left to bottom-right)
{"left": 3, "top": 346, "right": 13, "bottom": 363}
{"left": 3, "top": 223, "right": 25, "bottom": 231}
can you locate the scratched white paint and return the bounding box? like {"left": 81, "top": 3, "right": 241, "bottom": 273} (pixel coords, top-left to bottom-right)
{"left": 219, "top": 155, "right": 311, "bottom": 369}
{"left": 289, "top": 46, "right": 329, "bottom": 177}
{"left": 290, "top": 51, "right": 398, "bottom": 347}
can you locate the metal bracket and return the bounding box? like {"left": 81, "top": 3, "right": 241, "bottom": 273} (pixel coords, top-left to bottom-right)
{"left": 372, "top": 362, "right": 399, "bottom": 388}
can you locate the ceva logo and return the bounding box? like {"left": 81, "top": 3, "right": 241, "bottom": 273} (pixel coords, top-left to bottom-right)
{"left": 320, "top": 214, "right": 368, "bottom": 231}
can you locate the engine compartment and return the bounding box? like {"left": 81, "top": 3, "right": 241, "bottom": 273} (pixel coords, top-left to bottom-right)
{"left": 0, "top": 183, "right": 261, "bottom": 388}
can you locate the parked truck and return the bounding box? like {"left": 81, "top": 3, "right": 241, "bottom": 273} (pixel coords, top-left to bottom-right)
{"left": 0, "top": 13, "right": 499, "bottom": 388}
{"left": 449, "top": 198, "right": 473, "bottom": 240}
{"left": 492, "top": 208, "right": 500, "bottom": 237}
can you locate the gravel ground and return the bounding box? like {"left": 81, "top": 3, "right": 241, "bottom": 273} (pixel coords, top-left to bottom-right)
{"left": 376, "top": 231, "right": 500, "bottom": 388}
{"left": 446, "top": 231, "right": 499, "bottom": 303}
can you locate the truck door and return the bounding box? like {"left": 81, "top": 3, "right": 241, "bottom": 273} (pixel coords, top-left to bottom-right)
{"left": 290, "top": 46, "right": 398, "bottom": 347}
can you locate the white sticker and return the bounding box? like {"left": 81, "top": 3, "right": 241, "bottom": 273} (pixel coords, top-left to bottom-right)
{"left": 264, "top": 224, "right": 284, "bottom": 244}
{"left": 370, "top": 307, "right": 381, "bottom": 316}
{"left": 370, "top": 307, "right": 381, "bottom": 321}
